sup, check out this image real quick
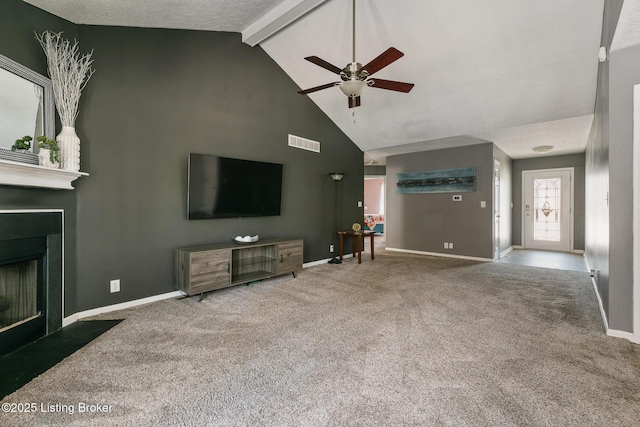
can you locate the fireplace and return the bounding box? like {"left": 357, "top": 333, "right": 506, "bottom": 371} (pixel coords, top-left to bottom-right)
{"left": 0, "top": 212, "right": 63, "bottom": 355}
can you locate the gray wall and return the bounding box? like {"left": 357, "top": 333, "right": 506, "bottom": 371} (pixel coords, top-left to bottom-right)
{"left": 2, "top": 2, "right": 364, "bottom": 315}
{"left": 606, "top": 42, "right": 640, "bottom": 332}
{"left": 386, "top": 143, "right": 495, "bottom": 259}
{"left": 73, "top": 25, "right": 363, "bottom": 312}
{"left": 585, "top": 0, "right": 623, "bottom": 330}
{"left": 0, "top": 0, "right": 79, "bottom": 318}
{"left": 512, "top": 154, "right": 585, "bottom": 250}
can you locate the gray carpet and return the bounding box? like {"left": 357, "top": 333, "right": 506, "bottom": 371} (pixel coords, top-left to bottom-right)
{"left": 2, "top": 252, "right": 639, "bottom": 426}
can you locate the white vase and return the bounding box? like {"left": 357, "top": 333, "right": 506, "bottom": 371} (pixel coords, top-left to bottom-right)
{"left": 56, "top": 126, "right": 80, "bottom": 172}
{"left": 38, "top": 148, "right": 60, "bottom": 169}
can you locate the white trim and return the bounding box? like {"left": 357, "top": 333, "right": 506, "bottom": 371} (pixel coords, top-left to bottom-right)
{"left": 385, "top": 247, "right": 493, "bottom": 262}
{"left": 500, "top": 246, "right": 514, "bottom": 258}
{"left": 589, "top": 273, "right": 610, "bottom": 332}
{"left": 607, "top": 329, "right": 636, "bottom": 341}
{"left": 63, "top": 291, "right": 183, "bottom": 326}
{"left": 242, "top": 0, "right": 328, "bottom": 46}
{"left": 304, "top": 253, "right": 356, "bottom": 268}
{"left": 634, "top": 84, "right": 640, "bottom": 344}
{"left": 522, "top": 168, "right": 575, "bottom": 252}
{"left": 0, "top": 159, "right": 88, "bottom": 190}
{"left": 571, "top": 249, "right": 585, "bottom": 255}
{"left": 0, "top": 209, "right": 64, "bottom": 332}
{"left": 584, "top": 257, "right": 638, "bottom": 342}
{"left": 583, "top": 254, "right": 591, "bottom": 273}
{"left": 304, "top": 258, "right": 332, "bottom": 267}
{"left": 512, "top": 245, "right": 524, "bottom": 249}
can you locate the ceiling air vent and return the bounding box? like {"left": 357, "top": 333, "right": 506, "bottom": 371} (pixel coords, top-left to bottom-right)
{"left": 288, "top": 134, "right": 320, "bottom": 153}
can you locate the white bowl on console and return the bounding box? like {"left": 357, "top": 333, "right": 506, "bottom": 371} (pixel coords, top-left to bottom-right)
{"left": 233, "top": 235, "right": 259, "bottom": 244}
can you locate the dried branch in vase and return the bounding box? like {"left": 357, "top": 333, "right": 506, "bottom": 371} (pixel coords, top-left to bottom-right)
{"left": 35, "top": 31, "right": 95, "bottom": 127}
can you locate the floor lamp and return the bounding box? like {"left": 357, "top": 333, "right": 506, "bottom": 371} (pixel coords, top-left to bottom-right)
{"left": 328, "top": 172, "right": 344, "bottom": 264}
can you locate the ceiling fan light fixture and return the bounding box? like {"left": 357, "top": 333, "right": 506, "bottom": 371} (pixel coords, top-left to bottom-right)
{"left": 339, "top": 80, "right": 367, "bottom": 97}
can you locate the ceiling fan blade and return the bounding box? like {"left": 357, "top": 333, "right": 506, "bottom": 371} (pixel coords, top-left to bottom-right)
{"left": 304, "top": 56, "right": 343, "bottom": 75}
{"left": 348, "top": 96, "right": 361, "bottom": 108}
{"left": 368, "top": 78, "right": 415, "bottom": 93}
{"left": 298, "top": 82, "right": 339, "bottom": 95}
{"left": 363, "top": 47, "right": 404, "bottom": 76}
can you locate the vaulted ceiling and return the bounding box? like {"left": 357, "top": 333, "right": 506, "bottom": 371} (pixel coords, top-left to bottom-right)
{"left": 24, "top": 0, "right": 614, "bottom": 164}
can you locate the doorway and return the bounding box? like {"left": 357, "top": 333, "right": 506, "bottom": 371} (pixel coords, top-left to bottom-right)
{"left": 364, "top": 176, "right": 385, "bottom": 245}
{"left": 522, "top": 168, "right": 573, "bottom": 252}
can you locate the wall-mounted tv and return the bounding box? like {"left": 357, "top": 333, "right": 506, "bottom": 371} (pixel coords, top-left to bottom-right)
{"left": 188, "top": 153, "right": 283, "bottom": 220}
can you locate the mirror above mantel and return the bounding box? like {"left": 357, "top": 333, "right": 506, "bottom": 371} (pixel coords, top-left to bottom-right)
{"left": 0, "top": 53, "right": 87, "bottom": 190}
{"left": 0, "top": 53, "right": 54, "bottom": 150}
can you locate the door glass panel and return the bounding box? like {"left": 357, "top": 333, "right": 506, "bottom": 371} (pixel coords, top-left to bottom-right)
{"left": 533, "top": 177, "right": 561, "bottom": 242}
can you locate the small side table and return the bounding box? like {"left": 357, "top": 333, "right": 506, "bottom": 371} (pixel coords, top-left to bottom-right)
{"left": 337, "top": 230, "right": 375, "bottom": 264}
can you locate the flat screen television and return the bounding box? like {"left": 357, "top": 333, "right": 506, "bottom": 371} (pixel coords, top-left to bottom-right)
{"left": 188, "top": 153, "right": 283, "bottom": 219}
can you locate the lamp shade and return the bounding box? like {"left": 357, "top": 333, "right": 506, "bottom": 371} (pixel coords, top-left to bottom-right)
{"left": 339, "top": 80, "right": 366, "bottom": 97}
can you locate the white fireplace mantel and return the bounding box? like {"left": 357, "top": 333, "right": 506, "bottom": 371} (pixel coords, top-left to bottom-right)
{"left": 0, "top": 159, "right": 88, "bottom": 190}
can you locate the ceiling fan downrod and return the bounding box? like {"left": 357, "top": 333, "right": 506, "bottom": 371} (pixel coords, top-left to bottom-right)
{"left": 352, "top": 0, "right": 356, "bottom": 63}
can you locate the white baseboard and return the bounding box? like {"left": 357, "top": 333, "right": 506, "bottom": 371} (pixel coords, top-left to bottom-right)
{"left": 63, "top": 291, "right": 183, "bottom": 327}
{"left": 607, "top": 328, "right": 636, "bottom": 342}
{"left": 304, "top": 259, "right": 330, "bottom": 268}
{"left": 304, "top": 254, "right": 354, "bottom": 268}
{"left": 500, "top": 246, "right": 514, "bottom": 258}
{"left": 585, "top": 266, "right": 637, "bottom": 342}
{"left": 512, "top": 245, "right": 524, "bottom": 249}
{"left": 588, "top": 273, "right": 610, "bottom": 332}
{"left": 385, "top": 247, "right": 492, "bottom": 262}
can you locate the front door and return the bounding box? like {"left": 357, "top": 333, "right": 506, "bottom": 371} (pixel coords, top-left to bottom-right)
{"left": 523, "top": 169, "right": 573, "bottom": 252}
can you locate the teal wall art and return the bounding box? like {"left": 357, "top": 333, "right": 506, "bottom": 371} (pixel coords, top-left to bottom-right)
{"left": 396, "top": 167, "right": 477, "bottom": 194}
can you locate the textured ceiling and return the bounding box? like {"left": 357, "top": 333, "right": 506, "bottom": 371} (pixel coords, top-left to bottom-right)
{"left": 262, "top": 0, "right": 604, "bottom": 162}
{"left": 23, "top": 0, "right": 286, "bottom": 32}
{"left": 23, "top": 0, "right": 611, "bottom": 163}
{"left": 611, "top": 0, "right": 640, "bottom": 52}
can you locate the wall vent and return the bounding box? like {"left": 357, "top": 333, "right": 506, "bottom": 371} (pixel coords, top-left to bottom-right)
{"left": 288, "top": 134, "right": 320, "bottom": 153}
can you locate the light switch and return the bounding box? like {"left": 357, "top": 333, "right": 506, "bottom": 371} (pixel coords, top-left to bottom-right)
{"left": 481, "top": 201, "right": 486, "bottom": 208}
{"left": 358, "top": 201, "right": 363, "bottom": 207}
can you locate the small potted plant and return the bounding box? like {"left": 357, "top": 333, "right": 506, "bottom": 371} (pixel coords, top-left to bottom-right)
{"left": 37, "top": 136, "right": 60, "bottom": 168}
{"left": 11, "top": 135, "right": 32, "bottom": 152}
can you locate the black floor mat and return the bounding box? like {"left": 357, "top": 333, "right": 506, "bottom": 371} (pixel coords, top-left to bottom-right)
{"left": 0, "top": 319, "right": 122, "bottom": 399}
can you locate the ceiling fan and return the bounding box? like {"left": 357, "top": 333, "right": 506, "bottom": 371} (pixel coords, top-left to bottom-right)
{"left": 298, "top": 0, "right": 415, "bottom": 108}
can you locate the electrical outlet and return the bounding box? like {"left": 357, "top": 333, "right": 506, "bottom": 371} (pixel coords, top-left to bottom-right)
{"left": 449, "top": 242, "right": 454, "bottom": 249}
{"left": 329, "top": 244, "right": 334, "bottom": 253}
{"left": 110, "top": 279, "right": 120, "bottom": 293}
{"left": 444, "top": 242, "right": 448, "bottom": 249}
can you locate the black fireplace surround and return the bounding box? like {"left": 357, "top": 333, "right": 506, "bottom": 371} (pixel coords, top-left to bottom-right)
{"left": 0, "top": 212, "right": 63, "bottom": 355}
